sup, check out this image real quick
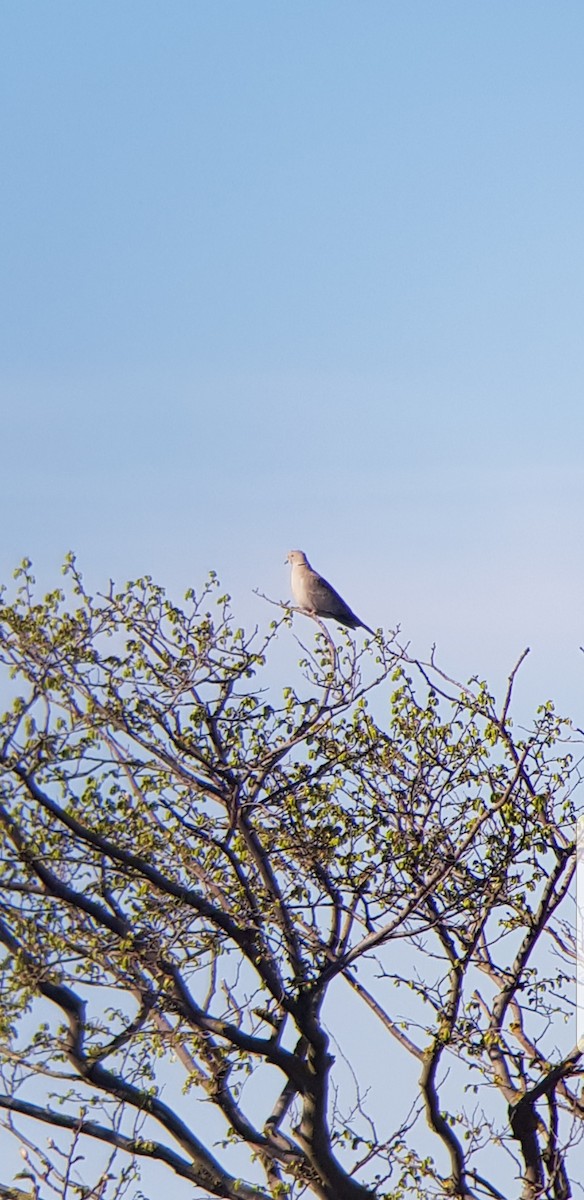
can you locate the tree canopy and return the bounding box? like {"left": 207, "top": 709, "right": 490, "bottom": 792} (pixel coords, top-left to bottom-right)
{"left": 0, "top": 558, "right": 581, "bottom": 1200}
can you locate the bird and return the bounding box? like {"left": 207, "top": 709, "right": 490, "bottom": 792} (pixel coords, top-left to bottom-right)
{"left": 286, "top": 550, "right": 375, "bottom": 636}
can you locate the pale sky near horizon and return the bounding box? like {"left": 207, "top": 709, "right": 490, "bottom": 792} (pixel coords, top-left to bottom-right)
{"left": 2, "top": 1, "right": 584, "bottom": 718}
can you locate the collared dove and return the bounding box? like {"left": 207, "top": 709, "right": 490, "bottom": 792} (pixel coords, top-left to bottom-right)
{"left": 286, "top": 550, "right": 375, "bottom": 636}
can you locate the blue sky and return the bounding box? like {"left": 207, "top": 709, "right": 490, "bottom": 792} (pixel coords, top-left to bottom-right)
{"left": 2, "top": 1, "right": 584, "bottom": 715}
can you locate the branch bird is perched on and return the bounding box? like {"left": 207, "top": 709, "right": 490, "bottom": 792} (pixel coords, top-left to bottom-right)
{"left": 286, "top": 550, "right": 375, "bottom": 636}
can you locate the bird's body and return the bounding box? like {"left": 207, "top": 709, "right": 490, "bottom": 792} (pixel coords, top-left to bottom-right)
{"left": 286, "top": 550, "right": 374, "bottom": 636}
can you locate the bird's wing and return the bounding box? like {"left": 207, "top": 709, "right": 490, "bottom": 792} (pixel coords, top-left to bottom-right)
{"left": 306, "top": 571, "right": 361, "bottom": 627}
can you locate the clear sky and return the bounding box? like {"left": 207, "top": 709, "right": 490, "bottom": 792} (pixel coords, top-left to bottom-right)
{"left": 2, "top": 1, "right": 584, "bottom": 716}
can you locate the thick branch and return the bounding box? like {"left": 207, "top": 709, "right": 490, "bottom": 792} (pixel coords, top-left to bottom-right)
{"left": 0, "top": 1094, "right": 270, "bottom": 1200}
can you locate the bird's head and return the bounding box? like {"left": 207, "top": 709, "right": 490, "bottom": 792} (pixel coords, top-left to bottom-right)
{"left": 286, "top": 550, "right": 309, "bottom": 567}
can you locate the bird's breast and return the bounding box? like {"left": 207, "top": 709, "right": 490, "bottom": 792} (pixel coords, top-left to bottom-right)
{"left": 291, "top": 565, "right": 313, "bottom": 608}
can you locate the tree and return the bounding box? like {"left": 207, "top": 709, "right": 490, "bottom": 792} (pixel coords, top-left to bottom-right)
{"left": 0, "top": 557, "right": 581, "bottom": 1200}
